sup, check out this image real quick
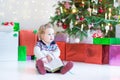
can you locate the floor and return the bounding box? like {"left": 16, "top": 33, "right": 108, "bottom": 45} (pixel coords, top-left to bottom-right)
{"left": 0, "top": 60, "right": 120, "bottom": 80}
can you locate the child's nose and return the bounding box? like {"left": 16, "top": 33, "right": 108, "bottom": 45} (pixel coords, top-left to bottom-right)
{"left": 50, "top": 35, "right": 54, "bottom": 38}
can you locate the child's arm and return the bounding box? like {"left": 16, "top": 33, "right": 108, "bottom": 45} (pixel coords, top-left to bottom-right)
{"left": 34, "top": 46, "right": 46, "bottom": 60}
{"left": 42, "top": 45, "right": 60, "bottom": 61}
{"left": 49, "top": 45, "right": 61, "bottom": 59}
{"left": 34, "top": 46, "right": 49, "bottom": 63}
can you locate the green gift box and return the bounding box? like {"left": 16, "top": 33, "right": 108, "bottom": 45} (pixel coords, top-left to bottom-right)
{"left": 93, "top": 38, "right": 120, "bottom": 45}
{"left": 18, "top": 46, "right": 27, "bottom": 61}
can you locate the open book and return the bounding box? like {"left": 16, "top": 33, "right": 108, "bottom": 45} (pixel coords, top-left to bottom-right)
{"left": 44, "top": 58, "right": 64, "bottom": 72}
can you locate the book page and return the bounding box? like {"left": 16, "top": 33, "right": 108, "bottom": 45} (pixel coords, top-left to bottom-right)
{"left": 44, "top": 58, "right": 64, "bottom": 72}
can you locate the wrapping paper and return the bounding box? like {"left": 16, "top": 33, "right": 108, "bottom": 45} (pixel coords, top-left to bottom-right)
{"left": 109, "top": 45, "right": 120, "bottom": 66}
{"left": 18, "top": 46, "right": 26, "bottom": 61}
{"left": 0, "top": 31, "right": 18, "bottom": 61}
{"left": 93, "top": 38, "right": 120, "bottom": 45}
{"left": 66, "top": 43, "right": 86, "bottom": 62}
{"left": 56, "top": 41, "right": 66, "bottom": 60}
{"left": 19, "top": 30, "right": 37, "bottom": 56}
{"left": 85, "top": 44, "right": 109, "bottom": 64}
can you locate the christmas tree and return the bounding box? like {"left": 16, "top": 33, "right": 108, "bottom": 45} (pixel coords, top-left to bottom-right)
{"left": 50, "top": 0, "right": 120, "bottom": 41}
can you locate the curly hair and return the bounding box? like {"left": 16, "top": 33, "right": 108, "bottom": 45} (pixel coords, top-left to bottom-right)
{"left": 37, "top": 22, "right": 54, "bottom": 40}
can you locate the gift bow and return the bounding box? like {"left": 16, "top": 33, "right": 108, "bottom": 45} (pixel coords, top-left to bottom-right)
{"left": 2, "top": 22, "right": 14, "bottom": 26}
{"left": 92, "top": 30, "right": 103, "bottom": 38}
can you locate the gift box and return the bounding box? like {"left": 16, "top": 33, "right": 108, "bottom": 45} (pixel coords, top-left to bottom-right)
{"left": 102, "top": 45, "right": 109, "bottom": 64}
{"left": 55, "top": 32, "right": 68, "bottom": 42}
{"left": 18, "top": 46, "right": 26, "bottom": 61}
{"left": 66, "top": 43, "right": 86, "bottom": 62}
{"left": 115, "top": 24, "right": 120, "bottom": 38}
{"left": 85, "top": 44, "right": 109, "bottom": 64}
{"left": 27, "top": 56, "right": 31, "bottom": 60}
{"left": 19, "top": 30, "right": 37, "bottom": 56}
{"left": 56, "top": 41, "right": 66, "bottom": 60}
{"left": 93, "top": 38, "right": 120, "bottom": 45}
{"left": 109, "top": 45, "right": 120, "bottom": 66}
{"left": 26, "top": 55, "right": 36, "bottom": 60}
{"left": 0, "top": 31, "right": 19, "bottom": 61}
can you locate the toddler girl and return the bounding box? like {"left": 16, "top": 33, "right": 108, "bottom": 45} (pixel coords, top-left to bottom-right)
{"left": 34, "top": 23, "right": 73, "bottom": 75}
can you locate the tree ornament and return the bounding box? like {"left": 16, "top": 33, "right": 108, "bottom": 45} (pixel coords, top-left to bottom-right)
{"left": 57, "top": 21, "right": 63, "bottom": 27}
{"left": 92, "top": 29, "right": 103, "bottom": 38}
{"left": 60, "top": 7, "right": 63, "bottom": 13}
{"left": 105, "top": 13, "right": 107, "bottom": 20}
{"left": 98, "top": 7, "right": 104, "bottom": 14}
{"left": 93, "top": 0, "right": 98, "bottom": 4}
{"left": 63, "top": 7, "right": 70, "bottom": 14}
{"left": 99, "top": 0, "right": 102, "bottom": 2}
{"left": 113, "top": 15, "right": 119, "bottom": 19}
{"left": 71, "top": 4, "right": 78, "bottom": 14}
{"left": 87, "top": 7, "right": 92, "bottom": 16}
{"left": 81, "top": 1, "right": 85, "bottom": 7}
{"left": 76, "top": 15, "right": 79, "bottom": 20}
{"left": 70, "top": 20, "right": 73, "bottom": 30}
{"left": 105, "top": 24, "right": 110, "bottom": 35}
{"left": 79, "top": 16, "right": 84, "bottom": 21}
{"left": 81, "top": 24, "right": 84, "bottom": 31}
{"left": 92, "top": 8, "right": 98, "bottom": 15}
{"left": 108, "top": 13, "right": 111, "bottom": 19}
{"left": 62, "top": 19, "right": 65, "bottom": 22}
{"left": 75, "top": 21, "right": 78, "bottom": 25}
{"left": 62, "top": 23, "right": 68, "bottom": 29}
{"left": 56, "top": 8, "right": 61, "bottom": 15}
{"left": 64, "top": 2, "right": 71, "bottom": 9}
{"left": 108, "top": 8, "right": 112, "bottom": 12}
{"left": 109, "top": 25, "right": 113, "bottom": 31}
{"left": 88, "top": 23, "right": 94, "bottom": 29}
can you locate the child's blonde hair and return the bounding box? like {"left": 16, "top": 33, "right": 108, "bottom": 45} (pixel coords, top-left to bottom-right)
{"left": 38, "top": 22, "right": 54, "bottom": 40}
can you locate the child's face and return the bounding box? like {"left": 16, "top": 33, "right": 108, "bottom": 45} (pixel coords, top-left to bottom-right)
{"left": 42, "top": 28, "right": 55, "bottom": 44}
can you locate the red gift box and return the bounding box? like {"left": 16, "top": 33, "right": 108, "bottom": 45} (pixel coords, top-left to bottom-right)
{"left": 19, "top": 30, "right": 37, "bottom": 56}
{"left": 56, "top": 41, "right": 66, "bottom": 60}
{"left": 102, "top": 45, "right": 109, "bottom": 64}
{"left": 85, "top": 44, "right": 109, "bottom": 64}
{"left": 66, "top": 43, "right": 86, "bottom": 62}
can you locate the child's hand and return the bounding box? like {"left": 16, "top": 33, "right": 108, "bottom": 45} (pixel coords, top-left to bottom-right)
{"left": 42, "top": 58, "right": 48, "bottom": 63}
{"left": 46, "top": 55, "right": 52, "bottom": 62}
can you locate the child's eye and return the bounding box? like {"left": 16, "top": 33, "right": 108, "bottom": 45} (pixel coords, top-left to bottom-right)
{"left": 52, "top": 33, "right": 54, "bottom": 35}
{"left": 48, "top": 34, "right": 51, "bottom": 35}
{"left": 48, "top": 33, "right": 54, "bottom": 36}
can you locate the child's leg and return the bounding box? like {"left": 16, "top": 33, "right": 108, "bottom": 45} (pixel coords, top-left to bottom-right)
{"left": 36, "top": 59, "right": 46, "bottom": 75}
{"left": 60, "top": 61, "right": 73, "bottom": 74}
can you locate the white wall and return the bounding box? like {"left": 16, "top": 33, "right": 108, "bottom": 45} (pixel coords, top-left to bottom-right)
{"left": 0, "top": 0, "right": 64, "bottom": 30}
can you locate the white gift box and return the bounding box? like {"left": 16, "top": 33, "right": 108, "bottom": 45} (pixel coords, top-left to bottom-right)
{"left": 0, "top": 31, "right": 18, "bottom": 61}
{"left": 0, "top": 25, "right": 13, "bottom": 32}
{"left": 79, "top": 30, "right": 94, "bottom": 44}
{"left": 116, "top": 24, "right": 120, "bottom": 38}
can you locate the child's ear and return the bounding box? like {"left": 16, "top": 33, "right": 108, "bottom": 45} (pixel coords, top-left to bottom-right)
{"left": 41, "top": 34, "right": 44, "bottom": 39}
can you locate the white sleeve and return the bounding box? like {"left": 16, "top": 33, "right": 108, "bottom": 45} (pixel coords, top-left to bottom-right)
{"left": 34, "top": 46, "right": 46, "bottom": 60}
{"left": 34, "top": 44, "right": 61, "bottom": 60}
